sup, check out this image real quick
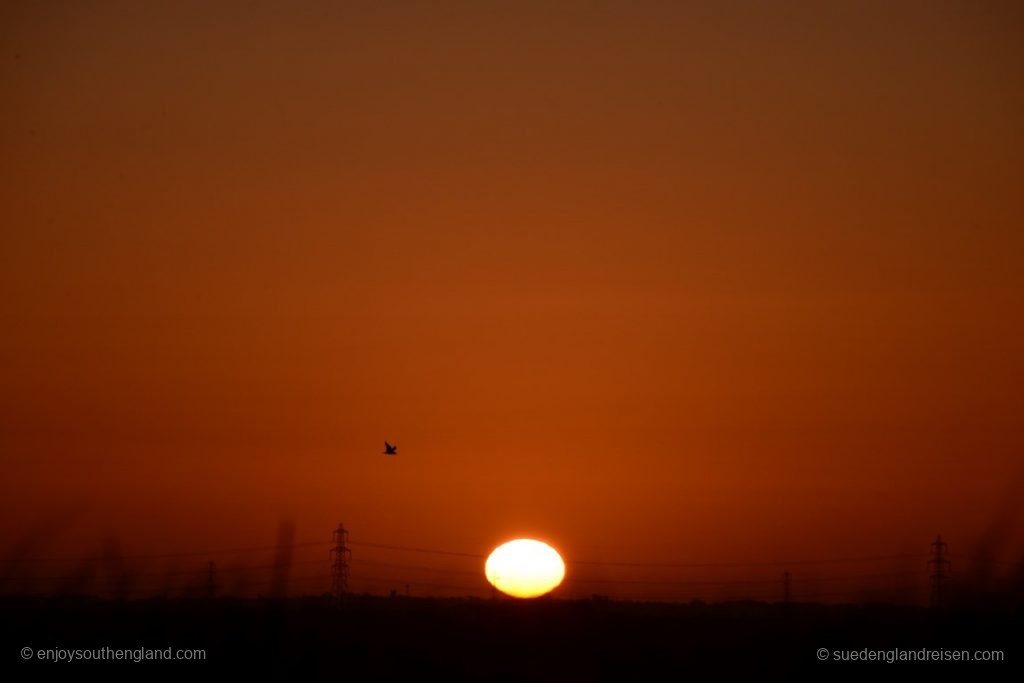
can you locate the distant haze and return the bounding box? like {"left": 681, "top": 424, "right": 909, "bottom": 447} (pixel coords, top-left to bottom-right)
{"left": 1, "top": 1, "right": 1022, "bottom": 598}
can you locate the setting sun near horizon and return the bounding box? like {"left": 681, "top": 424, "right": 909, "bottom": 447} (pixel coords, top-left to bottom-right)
{"left": 485, "top": 539, "right": 566, "bottom": 598}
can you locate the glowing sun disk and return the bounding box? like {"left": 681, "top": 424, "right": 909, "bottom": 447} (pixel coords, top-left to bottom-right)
{"left": 485, "top": 539, "right": 565, "bottom": 598}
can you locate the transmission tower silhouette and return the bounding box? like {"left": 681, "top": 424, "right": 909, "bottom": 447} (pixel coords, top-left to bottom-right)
{"left": 928, "top": 534, "right": 950, "bottom": 608}
{"left": 330, "top": 523, "right": 351, "bottom": 599}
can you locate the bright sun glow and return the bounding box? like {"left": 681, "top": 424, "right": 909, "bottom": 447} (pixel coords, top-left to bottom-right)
{"left": 485, "top": 538, "right": 566, "bottom": 598}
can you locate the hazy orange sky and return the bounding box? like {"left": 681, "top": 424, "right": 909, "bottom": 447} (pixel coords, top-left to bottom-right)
{"left": 1, "top": 1, "right": 1022, "bottom": 598}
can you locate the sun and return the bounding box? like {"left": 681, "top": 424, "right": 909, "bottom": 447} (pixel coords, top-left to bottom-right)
{"left": 485, "top": 538, "right": 566, "bottom": 598}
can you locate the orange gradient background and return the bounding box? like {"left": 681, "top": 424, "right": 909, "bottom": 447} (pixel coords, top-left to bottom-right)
{"left": 1, "top": 1, "right": 1022, "bottom": 598}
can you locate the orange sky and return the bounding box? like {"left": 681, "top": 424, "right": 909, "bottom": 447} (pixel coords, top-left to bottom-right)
{"left": 2, "top": 1, "right": 1022, "bottom": 599}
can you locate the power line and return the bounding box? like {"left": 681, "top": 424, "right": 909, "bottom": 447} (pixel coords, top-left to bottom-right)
{"left": 789, "top": 571, "right": 923, "bottom": 583}
{"left": 566, "top": 576, "right": 780, "bottom": 587}
{"left": 353, "top": 559, "right": 481, "bottom": 576}
{"left": 0, "top": 569, "right": 937, "bottom": 603}
{"left": 347, "top": 540, "right": 484, "bottom": 559}
{"left": 351, "top": 541, "right": 929, "bottom": 568}
{"left": 349, "top": 575, "right": 484, "bottom": 593}
{"left": 0, "top": 568, "right": 931, "bottom": 589}
{"left": 568, "top": 553, "right": 928, "bottom": 568}
{"left": 11, "top": 535, "right": 1010, "bottom": 574}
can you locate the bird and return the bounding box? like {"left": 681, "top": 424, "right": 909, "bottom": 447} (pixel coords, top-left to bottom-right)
{"left": 383, "top": 441, "right": 397, "bottom": 456}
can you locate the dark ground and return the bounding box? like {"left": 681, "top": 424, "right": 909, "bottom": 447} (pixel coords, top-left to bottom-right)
{"left": 2, "top": 595, "right": 1020, "bottom": 680}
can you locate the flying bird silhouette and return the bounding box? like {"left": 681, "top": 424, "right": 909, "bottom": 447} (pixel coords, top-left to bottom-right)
{"left": 383, "top": 441, "right": 397, "bottom": 456}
